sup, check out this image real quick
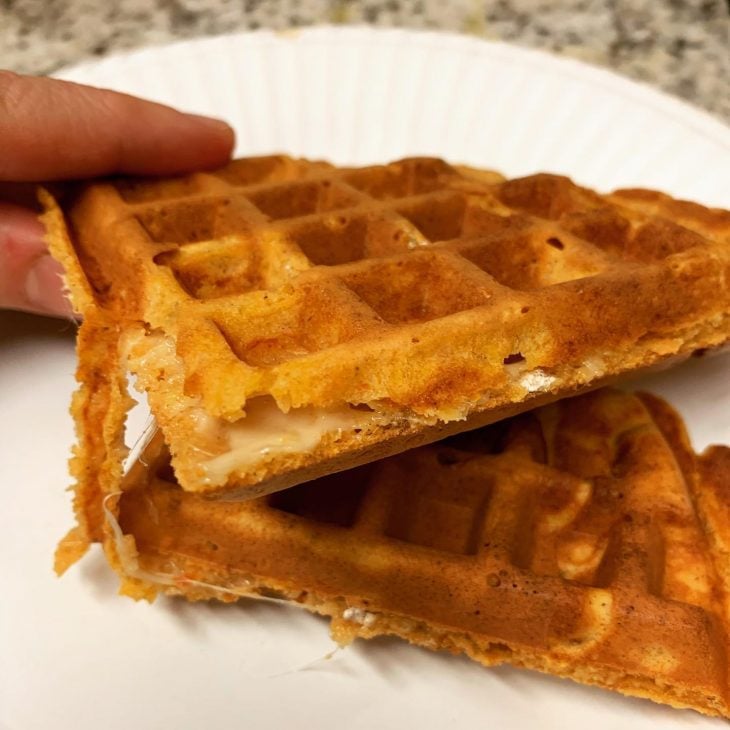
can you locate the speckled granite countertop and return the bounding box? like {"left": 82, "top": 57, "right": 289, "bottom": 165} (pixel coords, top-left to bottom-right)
{"left": 1, "top": 0, "right": 728, "bottom": 122}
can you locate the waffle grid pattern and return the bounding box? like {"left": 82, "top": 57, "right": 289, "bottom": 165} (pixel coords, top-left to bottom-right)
{"left": 118, "top": 390, "right": 730, "bottom": 715}
{"left": 72, "top": 156, "right": 724, "bottom": 377}
{"left": 50, "top": 156, "right": 730, "bottom": 495}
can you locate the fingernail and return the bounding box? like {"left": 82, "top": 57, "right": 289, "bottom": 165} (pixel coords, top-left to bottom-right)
{"left": 24, "top": 254, "right": 75, "bottom": 317}
{"left": 185, "top": 113, "right": 234, "bottom": 136}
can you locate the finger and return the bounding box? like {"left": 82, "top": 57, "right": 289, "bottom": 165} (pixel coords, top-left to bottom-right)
{"left": 0, "top": 182, "right": 39, "bottom": 209}
{"left": 0, "top": 71, "right": 235, "bottom": 181}
{"left": 0, "top": 202, "right": 74, "bottom": 317}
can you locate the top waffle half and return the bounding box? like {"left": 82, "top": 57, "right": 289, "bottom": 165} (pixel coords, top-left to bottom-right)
{"left": 43, "top": 156, "right": 730, "bottom": 497}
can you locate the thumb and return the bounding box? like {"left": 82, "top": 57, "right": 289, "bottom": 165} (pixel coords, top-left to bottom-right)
{"left": 0, "top": 202, "right": 74, "bottom": 318}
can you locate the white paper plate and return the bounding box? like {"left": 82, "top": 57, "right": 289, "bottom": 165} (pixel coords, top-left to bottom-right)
{"left": 2, "top": 27, "right": 729, "bottom": 730}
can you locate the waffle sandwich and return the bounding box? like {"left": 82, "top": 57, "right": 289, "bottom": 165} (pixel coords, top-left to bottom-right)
{"left": 62, "top": 389, "right": 730, "bottom": 718}
{"left": 42, "top": 156, "right": 730, "bottom": 500}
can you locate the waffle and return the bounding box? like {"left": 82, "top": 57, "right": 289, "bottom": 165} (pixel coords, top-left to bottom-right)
{"left": 75, "top": 389, "right": 730, "bottom": 718}
{"left": 42, "top": 156, "right": 730, "bottom": 498}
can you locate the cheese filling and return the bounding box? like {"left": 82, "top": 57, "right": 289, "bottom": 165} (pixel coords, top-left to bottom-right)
{"left": 123, "top": 328, "right": 577, "bottom": 489}
{"left": 122, "top": 329, "right": 389, "bottom": 487}
{"left": 342, "top": 607, "right": 377, "bottom": 628}
{"left": 196, "top": 399, "right": 381, "bottom": 486}
{"left": 519, "top": 369, "right": 557, "bottom": 393}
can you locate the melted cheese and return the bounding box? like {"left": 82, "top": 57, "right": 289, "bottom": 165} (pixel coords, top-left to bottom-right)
{"left": 122, "top": 328, "right": 383, "bottom": 486}
{"left": 199, "top": 398, "right": 379, "bottom": 486}
{"left": 342, "top": 607, "right": 377, "bottom": 628}
{"left": 519, "top": 369, "right": 557, "bottom": 393}
{"left": 576, "top": 355, "right": 606, "bottom": 381}
{"left": 124, "top": 329, "right": 574, "bottom": 490}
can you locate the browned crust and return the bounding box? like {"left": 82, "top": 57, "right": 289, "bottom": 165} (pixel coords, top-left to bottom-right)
{"left": 106, "top": 389, "right": 730, "bottom": 718}
{"left": 44, "top": 156, "right": 730, "bottom": 499}
{"left": 53, "top": 311, "right": 132, "bottom": 574}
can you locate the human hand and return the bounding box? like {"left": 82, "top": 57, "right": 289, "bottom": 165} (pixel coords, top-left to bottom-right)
{"left": 0, "top": 71, "right": 235, "bottom": 317}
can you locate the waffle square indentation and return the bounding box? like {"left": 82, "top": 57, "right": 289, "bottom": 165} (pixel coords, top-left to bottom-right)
{"left": 285, "top": 214, "right": 413, "bottom": 266}
{"left": 248, "top": 181, "right": 360, "bottom": 220}
{"left": 212, "top": 156, "right": 311, "bottom": 186}
{"left": 213, "top": 280, "right": 385, "bottom": 367}
{"left": 116, "top": 176, "right": 205, "bottom": 203}
{"left": 268, "top": 464, "right": 374, "bottom": 527}
{"left": 395, "top": 193, "right": 468, "bottom": 242}
{"left": 154, "top": 237, "right": 266, "bottom": 299}
{"left": 385, "top": 459, "right": 492, "bottom": 555}
{"left": 135, "top": 198, "right": 254, "bottom": 244}
{"left": 343, "top": 158, "right": 454, "bottom": 200}
{"left": 340, "top": 252, "right": 493, "bottom": 324}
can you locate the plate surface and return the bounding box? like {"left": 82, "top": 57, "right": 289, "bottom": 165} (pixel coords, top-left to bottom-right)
{"left": 2, "top": 27, "right": 729, "bottom": 730}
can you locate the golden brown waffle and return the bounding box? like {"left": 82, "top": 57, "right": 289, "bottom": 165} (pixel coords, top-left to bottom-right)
{"left": 84, "top": 389, "right": 730, "bottom": 717}
{"left": 42, "top": 156, "right": 730, "bottom": 498}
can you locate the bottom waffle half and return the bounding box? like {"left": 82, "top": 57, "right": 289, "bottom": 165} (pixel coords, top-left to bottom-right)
{"left": 98, "top": 390, "right": 730, "bottom": 717}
